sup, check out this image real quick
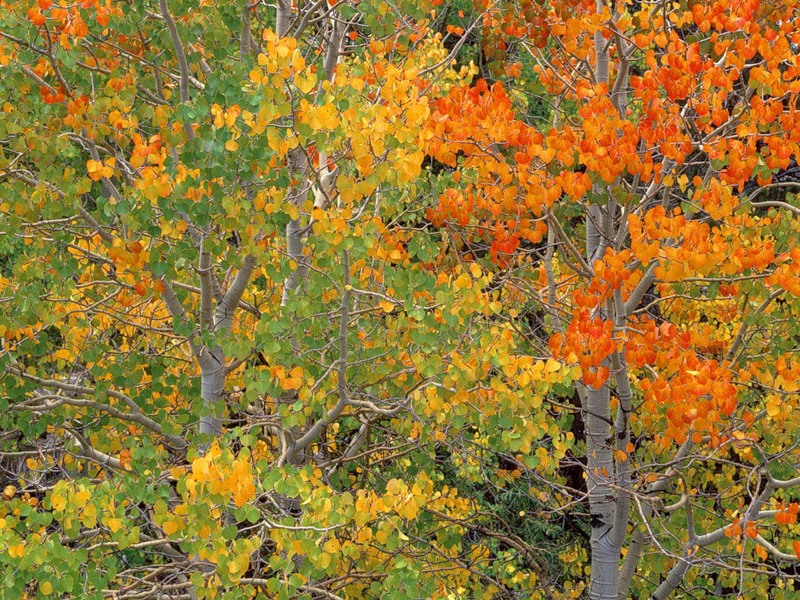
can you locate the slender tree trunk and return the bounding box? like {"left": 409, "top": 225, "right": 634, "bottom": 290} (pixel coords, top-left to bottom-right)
{"left": 276, "top": 0, "right": 291, "bottom": 38}
{"left": 584, "top": 182, "right": 620, "bottom": 600}
{"left": 199, "top": 348, "right": 225, "bottom": 440}
{"left": 585, "top": 381, "right": 619, "bottom": 600}
{"left": 584, "top": 4, "right": 635, "bottom": 594}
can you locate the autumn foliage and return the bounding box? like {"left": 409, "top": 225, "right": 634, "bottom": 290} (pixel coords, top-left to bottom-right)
{"left": 1, "top": 0, "right": 800, "bottom": 598}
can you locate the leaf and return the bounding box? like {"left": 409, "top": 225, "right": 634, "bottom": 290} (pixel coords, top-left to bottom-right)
{"left": 294, "top": 69, "right": 317, "bottom": 94}
{"left": 105, "top": 517, "right": 123, "bottom": 533}
{"left": 301, "top": 101, "right": 339, "bottom": 131}
{"left": 74, "top": 490, "right": 90, "bottom": 508}
{"left": 162, "top": 520, "right": 181, "bottom": 536}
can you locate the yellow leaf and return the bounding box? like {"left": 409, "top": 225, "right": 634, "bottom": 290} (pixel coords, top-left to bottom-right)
{"left": 74, "top": 490, "right": 90, "bottom": 508}
{"left": 302, "top": 102, "right": 339, "bottom": 131}
{"left": 295, "top": 70, "right": 317, "bottom": 94}
{"left": 50, "top": 492, "right": 67, "bottom": 512}
{"left": 52, "top": 348, "right": 73, "bottom": 361}
{"left": 40, "top": 582, "right": 53, "bottom": 595}
{"left": 284, "top": 203, "right": 300, "bottom": 220}
{"left": 766, "top": 396, "right": 781, "bottom": 417}
{"left": 454, "top": 273, "right": 471, "bottom": 289}
{"left": 233, "top": 482, "right": 256, "bottom": 507}
{"left": 81, "top": 503, "right": 97, "bottom": 527}
{"left": 545, "top": 358, "right": 561, "bottom": 373}
{"left": 162, "top": 520, "right": 181, "bottom": 535}
{"left": 3, "top": 485, "right": 15, "bottom": 500}
{"left": 386, "top": 479, "right": 403, "bottom": 495}
{"left": 86, "top": 159, "right": 104, "bottom": 181}
{"left": 397, "top": 151, "right": 423, "bottom": 184}
{"left": 291, "top": 52, "right": 305, "bottom": 72}
{"left": 349, "top": 77, "right": 364, "bottom": 92}
{"left": 8, "top": 543, "right": 25, "bottom": 559}
{"left": 106, "top": 517, "right": 123, "bottom": 533}
{"left": 399, "top": 501, "right": 418, "bottom": 520}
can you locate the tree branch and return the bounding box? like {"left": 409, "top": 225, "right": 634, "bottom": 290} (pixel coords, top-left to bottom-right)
{"left": 289, "top": 250, "right": 350, "bottom": 459}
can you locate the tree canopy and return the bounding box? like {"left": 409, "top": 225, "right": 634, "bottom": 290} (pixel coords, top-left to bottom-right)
{"left": 1, "top": 0, "right": 800, "bottom": 598}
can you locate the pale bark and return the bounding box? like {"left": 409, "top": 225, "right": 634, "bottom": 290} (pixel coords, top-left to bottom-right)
{"left": 583, "top": 6, "right": 640, "bottom": 596}
{"left": 159, "top": 0, "right": 195, "bottom": 141}
{"left": 198, "top": 348, "right": 225, "bottom": 439}
{"left": 198, "top": 256, "right": 257, "bottom": 440}
{"left": 593, "top": 0, "right": 609, "bottom": 87}
{"left": 586, "top": 383, "right": 618, "bottom": 600}
{"left": 652, "top": 477, "right": 774, "bottom": 598}
{"left": 280, "top": 170, "right": 311, "bottom": 307}
{"left": 160, "top": 252, "right": 256, "bottom": 445}
{"left": 586, "top": 204, "right": 603, "bottom": 265}
{"left": 276, "top": 0, "right": 291, "bottom": 38}
{"left": 279, "top": 8, "right": 346, "bottom": 307}
{"left": 584, "top": 120, "right": 617, "bottom": 600}
{"left": 624, "top": 262, "right": 657, "bottom": 316}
